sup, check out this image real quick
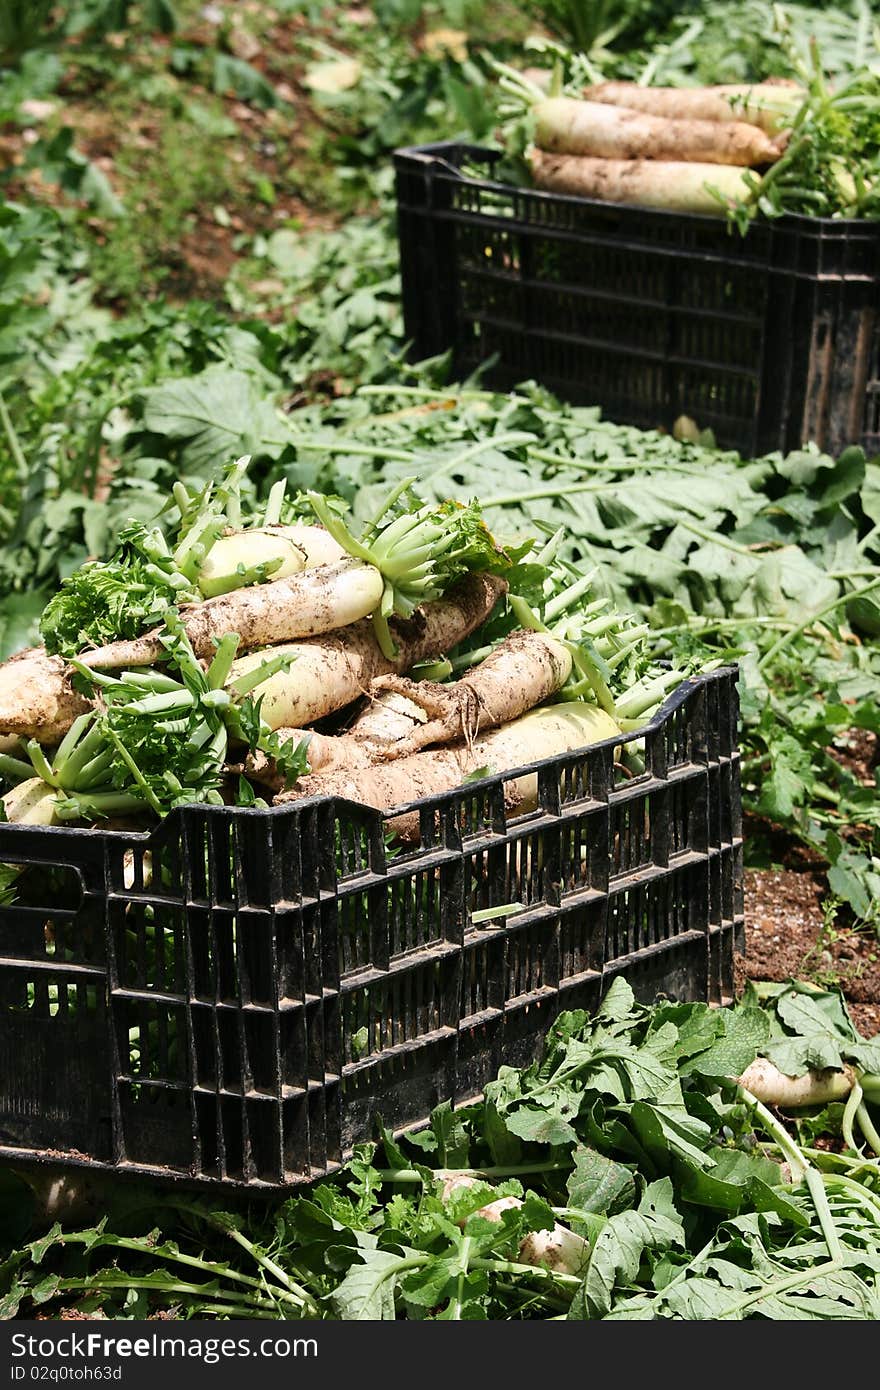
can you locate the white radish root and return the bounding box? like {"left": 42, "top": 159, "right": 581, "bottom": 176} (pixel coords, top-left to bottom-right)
{"left": 351, "top": 630, "right": 573, "bottom": 758}
{"left": 79, "top": 558, "right": 386, "bottom": 668}
{"left": 585, "top": 81, "right": 803, "bottom": 135}
{"left": 737, "top": 1057, "right": 856, "bottom": 1107}
{"left": 230, "top": 571, "right": 509, "bottom": 732}
{"left": 440, "top": 1174, "right": 590, "bottom": 1276}
{"left": 276, "top": 701, "right": 622, "bottom": 836}
{"left": 1, "top": 777, "right": 59, "bottom": 826}
{"left": 534, "top": 97, "right": 785, "bottom": 166}
{"left": 196, "top": 523, "right": 348, "bottom": 598}
{"left": 0, "top": 648, "right": 93, "bottom": 744}
{"left": 240, "top": 728, "right": 373, "bottom": 789}
{"left": 530, "top": 149, "right": 753, "bottom": 214}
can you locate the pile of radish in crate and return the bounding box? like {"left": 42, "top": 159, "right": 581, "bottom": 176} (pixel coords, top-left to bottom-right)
{"left": 0, "top": 455, "right": 703, "bottom": 843}
{"left": 495, "top": 36, "right": 880, "bottom": 220}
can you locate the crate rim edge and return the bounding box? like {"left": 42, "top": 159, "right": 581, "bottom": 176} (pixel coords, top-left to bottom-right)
{"left": 393, "top": 138, "right": 880, "bottom": 238}
{"left": 0, "top": 664, "right": 738, "bottom": 844}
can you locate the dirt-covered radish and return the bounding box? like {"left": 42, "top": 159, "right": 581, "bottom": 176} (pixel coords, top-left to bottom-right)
{"left": 585, "top": 80, "right": 803, "bottom": 135}
{"left": 276, "top": 700, "right": 622, "bottom": 836}
{"left": 0, "top": 648, "right": 93, "bottom": 744}
{"left": 229, "top": 571, "right": 508, "bottom": 732}
{"left": 530, "top": 149, "right": 753, "bottom": 213}
{"left": 77, "top": 558, "right": 386, "bottom": 669}
{"left": 351, "top": 629, "right": 573, "bottom": 757}
{"left": 534, "top": 96, "right": 785, "bottom": 166}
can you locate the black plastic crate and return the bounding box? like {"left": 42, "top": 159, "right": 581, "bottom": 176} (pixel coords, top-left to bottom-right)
{"left": 0, "top": 668, "right": 742, "bottom": 1191}
{"left": 394, "top": 142, "right": 880, "bottom": 457}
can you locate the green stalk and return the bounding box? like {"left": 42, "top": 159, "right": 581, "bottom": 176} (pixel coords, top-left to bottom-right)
{"left": 54, "top": 791, "right": 147, "bottom": 820}
{"left": 52, "top": 711, "right": 97, "bottom": 775}
{"left": 49, "top": 1274, "right": 281, "bottom": 1313}
{"left": 614, "top": 670, "right": 684, "bottom": 721}
{"left": 292, "top": 437, "right": 417, "bottom": 463}
{"left": 0, "top": 389, "right": 28, "bottom": 478}
{"left": 805, "top": 1166, "right": 844, "bottom": 1263}
{"left": 103, "top": 727, "right": 163, "bottom": 816}
{"left": 737, "top": 1084, "right": 808, "bottom": 1184}
{"left": 543, "top": 572, "right": 599, "bottom": 622}
{"left": 0, "top": 752, "right": 37, "bottom": 783}
{"left": 262, "top": 478, "right": 287, "bottom": 526}
{"left": 127, "top": 689, "right": 196, "bottom": 716}
{"left": 527, "top": 446, "right": 706, "bottom": 477}
{"left": 227, "top": 650, "right": 293, "bottom": 699}
{"left": 823, "top": 1172, "right": 880, "bottom": 1223}
{"left": 25, "top": 740, "right": 58, "bottom": 788}
{"left": 206, "top": 633, "right": 241, "bottom": 691}
{"left": 307, "top": 491, "right": 376, "bottom": 564}
{"left": 425, "top": 431, "right": 538, "bottom": 482}
{"left": 365, "top": 474, "right": 420, "bottom": 532}
{"left": 471, "top": 1258, "right": 580, "bottom": 1287}
{"left": 118, "top": 670, "right": 183, "bottom": 693}
{"left": 758, "top": 577, "right": 880, "bottom": 671}
{"left": 715, "top": 1258, "right": 842, "bottom": 1319}
{"left": 72, "top": 750, "right": 115, "bottom": 789}
{"left": 842, "top": 1077, "right": 864, "bottom": 1154}
{"left": 857, "top": 1102, "right": 880, "bottom": 1158}
{"left": 449, "top": 1235, "right": 472, "bottom": 1320}
{"left": 355, "top": 385, "right": 500, "bottom": 403}
{"left": 54, "top": 720, "right": 108, "bottom": 787}
{"left": 214, "top": 1227, "right": 319, "bottom": 1315}
{"left": 196, "top": 557, "right": 285, "bottom": 597}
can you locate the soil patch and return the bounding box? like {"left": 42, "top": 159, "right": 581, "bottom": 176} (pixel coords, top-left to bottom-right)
{"left": 737, "top": 867, "right": 880, "bottom": 1037}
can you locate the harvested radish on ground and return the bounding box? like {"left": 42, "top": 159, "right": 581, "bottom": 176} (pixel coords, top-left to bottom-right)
{"left": 228, "top": 571, "right": 509, "bottom": 733}
{"left": 737, "top": 1057, "right": 856, "bottom": 1107}
{"left": 275, "top": 701, "right": 621, "bottom": 833}
{"left": 0, "top": 647, "right": 93, "bottom": 743}
{"left": 530, "top": 149, "right": 753, "bottom": 213}
{"left": 533, "top": 97, "right": 785, "bottom": 166}
{"left": 351, "top": 629, "right": 573, "bottom": 757}
{"left": 440, "top": 1174, "right": 590, "bottom": 1275}
{"left": 584, "top": 80, "right": 803, "bottom": 135}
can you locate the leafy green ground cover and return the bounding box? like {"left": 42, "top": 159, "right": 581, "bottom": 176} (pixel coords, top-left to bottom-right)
{"left": 3, "top": 978, "right": 880, "bottom": 1320}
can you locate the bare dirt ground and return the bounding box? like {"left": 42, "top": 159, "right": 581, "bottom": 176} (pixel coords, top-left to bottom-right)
{"left": 738, "top": 867, "right": 880, "bottom": 1037}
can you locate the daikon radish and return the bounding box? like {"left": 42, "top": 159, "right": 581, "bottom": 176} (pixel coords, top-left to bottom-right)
{"left": 440, "top": 1174, "right": 590, "bottom": 1276}
{"left": 0, "top": 648, "right": 93, "bottom": 744}
{"left": 351, "top": 629, "right": 573, "bottom": 757}
{"left": 229, "top": 571, "right": 509, "bottom": 732}
{"left": 530, "top": 148, "right": 753, "bottom": 214}
{"left": 585, "top": 81, "right": 803, "bottom": 135}
{"left": 276, "top": 701, "right": 621, "bottom": 836}
{"left": 738, "top": 1058, "right": 856, "bottom": 1107}
{"left": 534, "top": 97, "right": 785, "bottom": 166}
{"left": 195, "top": 523, "right": 347, "bottom": 598}
{"left": 79, "top": 558, "right": 387, "bottom": 669}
